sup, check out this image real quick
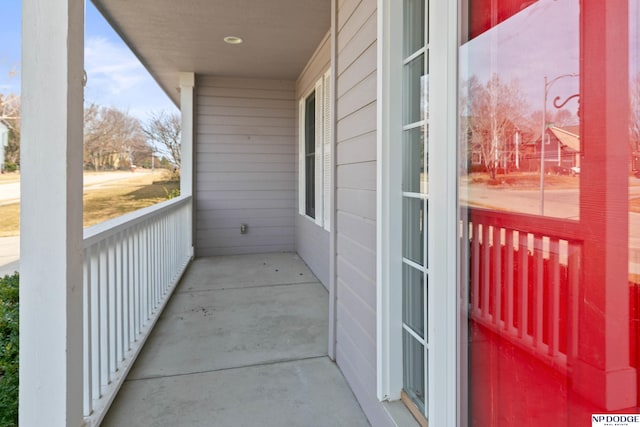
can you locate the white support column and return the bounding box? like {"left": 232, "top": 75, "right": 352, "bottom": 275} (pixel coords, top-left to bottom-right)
{"left": 328, "top": 0, "right": 338, "bottom": 361}
{"left": 179, "top": 72, "right": 195, "bottom": 257}
{"left": 179, "top": 72, "right": 195, "bottom": 197}
{"left": 20, "top": 0, "right": 84, "bottom": 425}
{"left": 376, "top": 0, "right": 404, "bottom": 401}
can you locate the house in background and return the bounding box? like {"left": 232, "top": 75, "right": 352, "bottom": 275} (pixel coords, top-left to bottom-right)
{"left": 522, "top": 125, "right": 580, "bottom": 173}
{"left": 19, "top": 0, "right": 637, "bottom": 426}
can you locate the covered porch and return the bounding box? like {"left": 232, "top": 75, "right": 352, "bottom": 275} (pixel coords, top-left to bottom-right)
{"left": 18, "top": 0, "right": 348, "bottom": 425}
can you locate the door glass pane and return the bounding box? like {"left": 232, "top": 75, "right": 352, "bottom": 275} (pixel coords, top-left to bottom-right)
{"left": 402, "top": 0, "right": 429, "bottom": 419}
{"left": 403, "top": 126, "right": 426, "bottom": 193}
{"left": 403, "top": 263, "right": 425, "bottom": 338}
{"left": 403, "top": 197, "right": 424, "bottom": 265}
{"left": 460, "top": 1, "right": 637, "bottom": 425}
{"left": 404, "top": 57, "right": 425, "bottom": 126}
{"left": 403, "top": 330, "right": 426, "bottom": 413}
{"left": 404, "top": 0, "right": 425, "bottom": 57}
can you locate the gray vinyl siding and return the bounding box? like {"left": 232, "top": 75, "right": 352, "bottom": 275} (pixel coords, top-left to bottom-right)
{"left": 297, "top": 32, "right": 331, "bottom": 99}
{"left": 296, "top": 217, "right": 330, "bottom": 287}
{"left": 295, "top": 32, "right": 331, "bottom": 288}
{"left": 335, "top": 1, "right": 394, "bottom": 426}
{"left": 195, "top": 76, "right": 296, "bottom": 256}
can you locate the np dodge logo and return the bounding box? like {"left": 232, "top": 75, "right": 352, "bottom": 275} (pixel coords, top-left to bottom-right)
{"left": 593, "top": 414, "right": 640, "bottom": 426}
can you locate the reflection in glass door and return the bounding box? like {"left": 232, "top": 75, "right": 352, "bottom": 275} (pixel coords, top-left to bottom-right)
{"left": 459, "top": 0, "right": 637, "bottom": 424}
{"left": 401, "top": 0, "right": 429, "bottom": 417}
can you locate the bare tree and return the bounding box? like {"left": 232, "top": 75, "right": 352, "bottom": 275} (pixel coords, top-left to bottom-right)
{"left": 464, "top": 74, "right": 529, "bottom": 179}
{"left": 84, "top": 103, "right": 149, "bottom": 171}
{"left": 0, "top": 94, "right": 21, "bottom": 166}
{"left": 551, "top": 108, "right": 577, "bottom": 127}
{"left": 142, "top": 111, "right": 181, "bottom": 168}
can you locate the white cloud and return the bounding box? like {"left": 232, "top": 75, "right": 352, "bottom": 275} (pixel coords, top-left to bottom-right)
{"left": 84, "top": 36, "right": 146, "bottom": 98}
{"left": 83, "top": 36, "right": 177, "bottom": 120}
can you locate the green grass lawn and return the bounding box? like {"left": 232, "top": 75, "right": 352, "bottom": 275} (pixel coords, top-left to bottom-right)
{"left": 0, "top": 171, "right": 179, "bottom": 236}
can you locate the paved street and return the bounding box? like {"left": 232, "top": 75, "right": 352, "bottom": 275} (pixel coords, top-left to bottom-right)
{"left": 0, "top": 235, "right": 19, "bottom": 277}
{"left": 461, "top": 177, "right": 640, "bottom": 220}
{"left": 0, "top": 181, "right": 20, "bottom": 207}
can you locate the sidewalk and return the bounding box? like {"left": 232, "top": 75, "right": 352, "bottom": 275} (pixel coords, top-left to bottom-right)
{"left": 0, "top": 235, "right": 19, "bottom": 277}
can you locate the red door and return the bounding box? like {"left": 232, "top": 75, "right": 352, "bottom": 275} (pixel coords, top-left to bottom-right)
{"left": 459, "top": 0, "right": 637, "bottom": 424}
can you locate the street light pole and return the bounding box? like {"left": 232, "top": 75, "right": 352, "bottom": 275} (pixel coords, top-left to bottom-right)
{"left": 515, "top": 129, "right": 520, "bottom": 170}
{"left": 539, "top": 76, "right": 548, "bottom": 215}
{"left": 539, "top": 73, "right": 579, "bottom": 215}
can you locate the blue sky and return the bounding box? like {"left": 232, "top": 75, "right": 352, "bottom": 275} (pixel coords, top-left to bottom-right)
{"left": 0, "top": 0, "right": 177, "bottom": 119}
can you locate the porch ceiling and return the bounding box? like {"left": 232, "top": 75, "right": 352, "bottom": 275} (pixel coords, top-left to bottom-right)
{"left": 91, "top": 0, "right": 331, "bottom": 105}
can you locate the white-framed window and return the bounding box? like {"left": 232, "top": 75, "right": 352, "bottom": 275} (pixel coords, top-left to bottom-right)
{"left": 298, "top": 70, "right": 332, "bottom": 231}
{"left": 377, "top": 0, "right": 458, "bottom": 425}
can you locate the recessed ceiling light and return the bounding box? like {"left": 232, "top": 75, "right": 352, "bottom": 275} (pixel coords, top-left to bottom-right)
{"left": 224, "top": 36, "right": 243, "bottom": 45}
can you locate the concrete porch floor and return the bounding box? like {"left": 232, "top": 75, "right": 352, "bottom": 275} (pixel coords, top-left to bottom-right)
{"left": 102, "top": 252, "right": 370, "bottom": 427}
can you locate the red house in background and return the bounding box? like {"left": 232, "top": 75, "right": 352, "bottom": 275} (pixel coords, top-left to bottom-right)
{"left": 522, "top": 126, "right": 581, "bottom": 173}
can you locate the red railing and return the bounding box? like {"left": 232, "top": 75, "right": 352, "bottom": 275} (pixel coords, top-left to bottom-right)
{"left": 467, "top": 208, "right": 583, "bottom": 373}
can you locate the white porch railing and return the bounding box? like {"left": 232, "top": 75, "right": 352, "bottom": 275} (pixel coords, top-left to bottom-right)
{"left": 81, "top": 195, "right": 193, "bottom": 425}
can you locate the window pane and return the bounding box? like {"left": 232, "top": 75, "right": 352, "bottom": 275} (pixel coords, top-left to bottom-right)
{"left": 403, "top": 197, "right": 425, "bottom": 265}
{"left": 403, "top": 126, "right": 427, "bottom": 193}
{"left": 305, "top": 91, "right": 316, "bottom": 218}
{"left": 403, "top": 330, "right": 426, "bottom": 414}
{"left": 403, "top": 56, "right": 425, "bottom": 126}
{"left": 305, "top": 92, "right": 315, "bottom": 154}
{"left": 305, "top": 156, "right": 315, "bottom": 218}
{"left": 403, "top": 263, "right": 425, "bottom": 339}
{"left": 404, "top": 0, "right": 425, "bottom": 57}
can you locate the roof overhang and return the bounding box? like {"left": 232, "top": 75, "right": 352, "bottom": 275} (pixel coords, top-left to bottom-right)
{"left": 91, "top": 0, "right": 331, "bottom": 105}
